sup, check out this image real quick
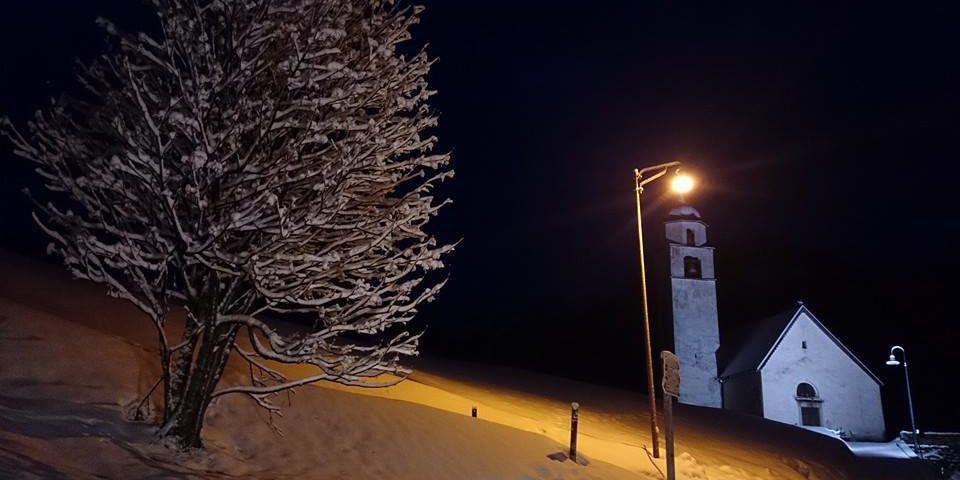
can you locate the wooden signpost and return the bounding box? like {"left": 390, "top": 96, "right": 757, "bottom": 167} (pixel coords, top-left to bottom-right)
{"left": 661, "top": 350, "right": 680, "bottom": 480}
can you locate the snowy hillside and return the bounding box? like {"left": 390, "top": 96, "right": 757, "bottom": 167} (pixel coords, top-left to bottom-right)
{"left": 0, "top": 252, "right": 933, "bottom": 479}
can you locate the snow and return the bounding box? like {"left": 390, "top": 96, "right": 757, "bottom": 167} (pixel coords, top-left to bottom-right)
{"left": 0, "top": 293, "right": 630, "bottom": 479}
{"left": 847, "top": 440, "right": 916, "bottom": 459}
{"left": 803, "top": 426, "right": 844, "bottom": 439}
{"left": 0, "top": 251, "right": 936, "bottom": 479}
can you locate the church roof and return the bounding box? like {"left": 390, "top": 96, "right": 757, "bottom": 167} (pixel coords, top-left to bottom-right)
{"left": 720, "top": 304, "right": 883, "bottom": 386}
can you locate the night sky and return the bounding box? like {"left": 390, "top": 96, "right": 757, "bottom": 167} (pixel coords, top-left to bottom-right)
{"left": 1, "top": 2, "right": 958, "bottom": 434}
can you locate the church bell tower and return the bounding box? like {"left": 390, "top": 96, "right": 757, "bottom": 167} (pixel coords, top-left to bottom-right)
{"left": 665, "top": 204, "right": 722, "bottom": 407}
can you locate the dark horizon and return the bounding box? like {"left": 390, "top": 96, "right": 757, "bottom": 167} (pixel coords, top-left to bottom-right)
{"left": 1, "top": 1, "right": 958, "bottom": 435}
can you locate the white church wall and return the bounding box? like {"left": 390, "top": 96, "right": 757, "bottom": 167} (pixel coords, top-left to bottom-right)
{"left": 760, "top": 312, "right": 884, "bottom": 440}
{"left": 671, "top": 277, "right": 722, "bottom": 407}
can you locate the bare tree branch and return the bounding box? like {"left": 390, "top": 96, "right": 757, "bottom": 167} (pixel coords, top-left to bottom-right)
{"left": 2, "top": 0, "right": 451, "bottom": 449}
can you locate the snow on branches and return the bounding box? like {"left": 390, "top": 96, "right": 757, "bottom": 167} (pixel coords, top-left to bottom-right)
{"left": 3, "top": 0, "right": 452, "bottom": 447}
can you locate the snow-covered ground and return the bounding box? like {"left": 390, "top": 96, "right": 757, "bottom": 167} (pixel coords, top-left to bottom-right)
{"left": 0, "top": 251, "right": 935, "bottom": 479}
{"left": 846, "top": 440, "right": 915, "bottom": 459}
{"left": 800, "top": 426, "right": 918, "bottom": 459}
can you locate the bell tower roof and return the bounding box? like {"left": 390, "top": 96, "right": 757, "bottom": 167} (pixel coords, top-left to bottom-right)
{"left": 667, "top": 204, "right": 702, "bottom": 221}
{"left": 665, "top": 203, "right": 709, "bottom": 246}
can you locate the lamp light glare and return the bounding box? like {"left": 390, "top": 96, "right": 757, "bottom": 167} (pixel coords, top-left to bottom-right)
{"left": 886, "top": 354, "right": 900, "bottom": 366}
{"left": 670, "top": 174, "right": 695, "bottom": 194}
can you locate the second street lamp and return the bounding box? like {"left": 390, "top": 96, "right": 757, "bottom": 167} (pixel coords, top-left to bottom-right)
{"left": 633, "top": 161, "right": 695, "bottom": 459}
{"left": 886, "top": 345, "right": 922, "bottom": 459}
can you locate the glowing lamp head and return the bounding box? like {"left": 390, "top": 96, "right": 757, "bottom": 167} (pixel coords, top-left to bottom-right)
{"left": 670, "top": 173, "right": 695, "bottom": 195}
{"left": 886, "top": 354, "right": 900, "bottom": 366}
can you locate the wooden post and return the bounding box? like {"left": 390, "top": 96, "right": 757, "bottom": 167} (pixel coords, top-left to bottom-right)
{"left": 471, "top": 406, "right": 477, "bottom": 418}
{"left": 660, "top": 350, "right": 680, "bottom": 480}
{"left": 664, "top": 392, "right": 675, "bottom": 480}
{"left": 569, "top": 402, "right": 580, "bottom": 461}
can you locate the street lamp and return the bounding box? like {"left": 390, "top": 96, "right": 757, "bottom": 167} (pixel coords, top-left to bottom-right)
{"left": 633, "top": 161, "right": 695, "bottom": 459}
{"left": 886, "top": 345, "right": 922, "bottom": 459}
{"left": 670, "top": 173, "right": 696, "bottom": 195}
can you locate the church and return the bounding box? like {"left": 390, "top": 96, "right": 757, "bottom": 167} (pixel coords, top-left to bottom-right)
{"left": 662, "top": 205, "right": 885, "bottom": 441}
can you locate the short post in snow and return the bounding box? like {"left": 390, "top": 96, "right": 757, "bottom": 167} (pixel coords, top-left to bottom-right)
{"left": 661, "top": 350, "right": 680, "bottom": 480}
{"left": 569, "top": 402, "right": 580, "bottom": 462}
{"left": 471, "top": 406, "right": 477, "bottom": 418}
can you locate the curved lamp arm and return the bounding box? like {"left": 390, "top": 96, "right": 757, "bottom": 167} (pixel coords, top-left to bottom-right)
{"left": 635, "top": 161, "right": 681, "bottom": 189}
{"left": 889, "top": 345, "right": 907, "bottom": 365}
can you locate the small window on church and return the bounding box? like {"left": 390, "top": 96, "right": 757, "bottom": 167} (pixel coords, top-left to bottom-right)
{"left": 683, "top": 256, "right": 702, "bottom": 279}
{"left": 685, "top": 228, "right": 696, "bottom": 246}
{"left": 802, "top": 340, "right": 807, "bottom": 349}
{"left": 796, "top": 383, "right": 817, "bottom": 398}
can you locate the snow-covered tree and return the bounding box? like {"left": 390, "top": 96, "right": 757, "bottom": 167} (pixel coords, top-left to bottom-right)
{"left": 3, "top": 0, "right": 452, "bottom": 448}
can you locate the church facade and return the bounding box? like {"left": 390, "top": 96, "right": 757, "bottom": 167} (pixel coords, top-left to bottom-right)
{"left": 663, "top": 205, "right": 885, "bottom": 440}
{"left": 719, "top": 305, "right": 885, "bottom": 440}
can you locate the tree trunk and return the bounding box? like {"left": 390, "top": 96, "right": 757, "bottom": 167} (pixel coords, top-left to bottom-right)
{"left": 165, "top": 319, "right": 198, "bottom": 423}
{"left": 160, "top": 321, "right": 239, "bottom": 448}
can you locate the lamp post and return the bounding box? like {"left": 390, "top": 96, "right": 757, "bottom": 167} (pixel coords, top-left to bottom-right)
{"left": 886, "top": 345, "right": 921, "bottom": 459}
{"left": 633, "top": 161, "right": 695, "bottom": 459}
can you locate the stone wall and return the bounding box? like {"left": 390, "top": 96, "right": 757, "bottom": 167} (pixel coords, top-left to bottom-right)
{"left": 901, "top": 431, "right": 960, "bottom": 478}
{"left": 671, "top": 277, "right": 721, "bottom": 407}
{"left": 721, "top": 371, "right": 763, "bottom": 416}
